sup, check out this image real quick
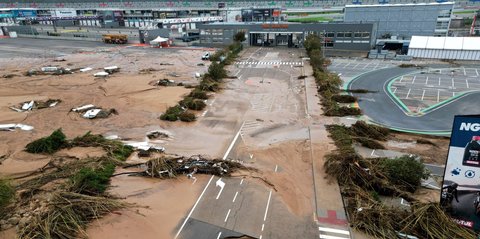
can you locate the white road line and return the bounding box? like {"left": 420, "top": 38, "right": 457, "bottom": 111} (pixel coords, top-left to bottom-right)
{"left": 405, "top": 89, "right": 411, "bottom": 99}
{"left": 259, "top": 235, "right": 263, "bottom": 239}
{"left": 216, "top": 232, "right": 222, "bottom": 239}
{"left": 216, "top": 178, "right": 225, "bottom": 200}
{"left": 274, "top": 165, "right": 278, "bottom": 172}
{"left": 232, "top": 191, "right": 239, "bottom": 202}
{"left": 370, "top": 149, "right": 376, "bottom": 156}
{"left": 425, "top": 76, "right": 429, "bottom": 85}
{"left": 319, "top": 235, "right": 350, "bottom": 239}
{"left": 452, "top": 78, "right": 455, "bottom": 88}
{"left": 464, "top": 67, "right": 466, "bottom": 76}
{"left": 240, "top": 179, "right": 244, "bottom": 185}
{"left": 222, "top": 121, "right": 245, "bottom": 160}
{"left": 318, "top": 227, "right": 350, "bottom": 235}
{"left": 263, "top": 190, "right": 272, "bottom": 221}
{"left": 453, "top": 92, "right": 455, "bottom": 97}
{"left": 437, "top": 90, "right": 440, "bottom": 102}
{"left": 399, "top": 76, "right": 403, "bottom": 83}
{"left": 439, "top": 69, "right": 442, "bottom": 74}
{"left": 224, "top": 209, "right": 231, "bottom": 222}
{"left": 261, "top": 224, "right": 265, "bottom": 231}
{"left": 174, "top": 175, "right": 215, "bottom": 239}
{"left": 466, "top": 79, "right": 469, "bottom": 88}
{"left": 393, "top": 87, "right": 397, "bottom": 94}
{"left": 476, "top": 69, "right": 479, "bottom": 76}
{"left": 412, "top": 75, "right": 416, "bottom": 84}
{"left": 421, "top": 90, "right": 425, "bottom": 101}
{"left": 438, "top": 77, "right": 441, "bottom": 86}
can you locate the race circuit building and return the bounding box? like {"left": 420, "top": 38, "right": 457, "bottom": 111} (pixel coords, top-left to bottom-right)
{"left": 344, "top": 2, "right": 455, "bottom": 39}
{"left": 198, "top": 22, "right": 376, "bottom": 51}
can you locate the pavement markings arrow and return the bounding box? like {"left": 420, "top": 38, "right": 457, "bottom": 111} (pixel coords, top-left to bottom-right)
{"left": 216, "top": 178, "right": 225, "bottom": 200}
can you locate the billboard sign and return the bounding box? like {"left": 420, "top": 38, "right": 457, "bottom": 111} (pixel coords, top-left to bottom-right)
{"left": 54, "top": 10, "right": 77, "bottom": 18}
{"left": 442, "top": 115, "right": 480, "bottom": 231}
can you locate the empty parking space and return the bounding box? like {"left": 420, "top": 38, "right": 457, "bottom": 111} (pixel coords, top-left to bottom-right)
{"left": 390, "top": 67, "right": 480, "bottom": 112}
{"left": 328, "top": 58, "right": 398, "bottom": 80}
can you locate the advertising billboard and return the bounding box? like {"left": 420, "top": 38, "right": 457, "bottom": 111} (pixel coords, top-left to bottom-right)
{"left": 53, "top": 9, "right": 77, "bottom": 18}
{"left": 442, "top": 115, "right": 480, "bottom": 231}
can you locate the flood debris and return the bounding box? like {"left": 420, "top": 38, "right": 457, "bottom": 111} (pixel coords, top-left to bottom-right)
{"left": 93, "top": 71, "right": 109, "bottom": 77}
{"left": 25, "top": 67, "right": 72, "bottom": 76}
{"left": 9, "top": 99, "right": 61, "bottom": 112}
{"left": 146, "top": 131, "right": 169, "bottom": 139}
{"left": 168, "top": 72, "right": 180, "bottom": 77}
{"left": 123, "top": 141, "right": 165, "bottom": 152}
{"left": 150, "top": 78, "right": 175, "bottom": 86}
{"left": 139, "top": 68, "right": 159, "bottom": 74}
{"left": 79, "top": 67, "right": 93, "bottom": 72}
{"left": 2, "top": 73, "right": 17, "bottom": 78}
{"left": 125, "top": 155, "right": 246, "bottom": 178}
{"left": 103, "top": 66, "right": 119, "bottom": 74}
{"left": 71, "top": 104, "right": 117, "bottom": 119}
{"left": 0, "top": 124, "right": 34, "bottom": 131}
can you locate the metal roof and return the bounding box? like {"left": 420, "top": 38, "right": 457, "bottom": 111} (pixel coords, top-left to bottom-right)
{"left": 409, "top": 36, "right": 480, "bottom": 51}
{"left": 345, "top": 2, "right": 454, "bottom": 8}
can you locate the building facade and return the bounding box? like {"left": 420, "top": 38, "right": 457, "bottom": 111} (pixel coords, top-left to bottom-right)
{"left": 198, "top": 22, "right": 376, "bottom": 51}
{"left": 344, "top": 2, "right": 454, "bottom": 39}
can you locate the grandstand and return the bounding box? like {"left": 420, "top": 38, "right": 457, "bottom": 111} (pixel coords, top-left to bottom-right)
{"left": 0, "top": 0, "right": 479, "bottom": 10}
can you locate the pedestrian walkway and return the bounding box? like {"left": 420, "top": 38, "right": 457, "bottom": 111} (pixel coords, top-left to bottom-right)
{"left": 235, "top": 61, "right": 303, "bottom": 66}
{"left": 319, "top": 226, "right": 351, "bottom": 239}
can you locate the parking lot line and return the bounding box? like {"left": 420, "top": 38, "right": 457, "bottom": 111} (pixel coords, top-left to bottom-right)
{"left": 421, "top": 90, "right": 425, "bottom": 101}
{"left": 466, "top": 79, "right": 469, "bottom": 88}
{"left": 438, "top": 77, "right": 441, "bottom": 86}
{"left": 476, "top": 69, "right": 479, "bottom": 76}
{"left": 412, "top": 75, "right": 416, "bottom": 84}
{"left": 452, "top": 78, "right": 455, "bottom": 88}
{"left": 405, "top": 89, "right": 411, "bottom": 99}
{"left": 437, "top": 90, "right": 440, "bottom": 102}
{"left": 425, "top": 76, "right": 429, "bottom": 85}
{"left": 463, "top": 67, "right": 466, "bottom": 76}
{"left": 399, "top": 76, "right": 403, "bottom": 83}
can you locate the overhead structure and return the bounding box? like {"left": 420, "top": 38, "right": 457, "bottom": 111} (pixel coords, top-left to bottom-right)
{"left": 407, "top": 36, "right": 480, "bottom": 61}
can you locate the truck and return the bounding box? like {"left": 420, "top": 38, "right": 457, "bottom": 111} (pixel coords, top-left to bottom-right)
{"left": 102, "top": 34, "right": 128, "bottom": 44}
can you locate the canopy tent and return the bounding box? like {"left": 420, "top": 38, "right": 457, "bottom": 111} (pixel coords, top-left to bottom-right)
{"left": 150, "top": 36, "right": 169, "bottom": 44}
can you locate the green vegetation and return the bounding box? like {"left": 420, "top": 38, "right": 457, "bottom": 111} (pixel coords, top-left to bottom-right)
{"left": 379, "top": 156, "right": 429, "bottom": 192}
{"left": 233, "top": 31, "right": 246, "bottom": 42}
{"left": 25, "top": 129, "right": 67, "bottom": 154}
{"left": 162, "top": 39, "right": 243, "bottom": 122}
{"left": 70, "top": 132, "right": 133, "bottom": 161}
{"left": 70, "top": 163, "right": 115, "bottom": 195}
{"left": 285, "top": 11, "right": 341, "bottom": 16}
{"left": 288, "top": 16, "right": 333, "bottom": 23}
{"left": 305, "top": 34, "right": 361, "bottom": 116}
{"left": 0, "top": 178, "right": 14, "bottom": 210}
{"left": 453, "top": 10, "right": 476, "bottom": 14}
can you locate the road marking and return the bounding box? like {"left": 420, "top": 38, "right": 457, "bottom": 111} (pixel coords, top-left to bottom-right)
{"left": 370, "top": 149, "right": 376, "bottom": 156}
{"left": 438, "top": 77, "right": 441, "bottom": 86}
{"left": 421, "top": 90, "right": 425, "bottom": 101}
{"left": 452, "top": 78, "right": 455, "bottom": 88}
{"left": 240, "top": 179, "right": 244, "bottom": 185}
{"left": 405, "top": 89, "right": 411, "bottom": 99}
{"left": 399, "top": 76, "right": 403, "bottom": 83}
{"left": 319, "top": 227, "right": 350, "bottom": 235}
{"left": 216, "top": 232, "right": 222, "bottom": 239}
{"left": 466, "top": 79, "right": 469, "bottom": 88}
{"left": 274, "top": 165, "right": 278, "bottom": 172}
{"left": 437, "top": 90, "right": 440, "bottom": 102}
{"left": 222, "top": 121, "right": 245, "bottom": 160}
{"left": 392, "top": 87, "right": 397, "bottom": 94}
{"left": 174, "top": 175, "right": 215, "bottom": 239}
{"left": 216, "top": 178, "right": 225, "bottom": 200}
{"left": 463, "top": 67, "right": 466, "bottom": 76}
{"left": 319, "top": 235, "right": 350, "bottom": 239}
{"left": 412, "top": 75, "right": 416, "bottom": 84}
{"left": 425, "top": 76, "right": 428, "bottom": 85}
{"left": 259, "top": 235, "right": 263, "bottom": 239}
{"left": 232, "top": 191, "right": 239, "bottom": 202}
{"left": 261, "top": 224, "right": 265, "bottom": 231}
{"left": 263, "top": 190, "right": 272, "bottom": 221}
{"left": 476, "top": 69, "right": 479, "bottom": 76}
{"left": 224, "top": 209, "right": 231, "bottom": 222}
{"left": 201, "top": 110, "right": 208, "bottom": 117}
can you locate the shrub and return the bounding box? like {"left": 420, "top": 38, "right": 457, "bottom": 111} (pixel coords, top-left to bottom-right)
{"left": 351, "top": 121, "right": 390, "bottom": 141}
{"left": 304, "top": 34, "right": 322, "bottom": 54}
{"left": 179, "top": 112, "right": 196, "bottom": 122}
{"left": 206, "top": 62, "right": 227, "bottom": 82}
{"left": 70, "top": 132, "right": 134, "bottom": 161}
{"left": 189, "top": 89, "right": 209, "bottom": 99}
{"left": 160, "top": 105, "right": 184, "bottom": 121}
{"left": 179, "top": 97, "right": 207, "bottom": 111}
{"left": 355, "top": 137, "right": 385, "bottom": 149}
{"left": 380, "top": 156, "right": 429, "bottom": 192}
{"left": 233, "top": 31, "right": 246, "bottom": 42}
{"left": 198, "top": 78, "right": 220, "bottom": 92}
{"left": 309, "top": 49, "right": 325, "bottom": 70}
{"left": 70, "top": 163, "right": 115, "bottom": 195}
{"left": 332, "top": 94, "right": 357, "bottom": 103}
{"left": 0, "top": 178, "right": 14, "bottom": 209}
{"left": 25, "top": 129, "right": 67, "bottom": 154}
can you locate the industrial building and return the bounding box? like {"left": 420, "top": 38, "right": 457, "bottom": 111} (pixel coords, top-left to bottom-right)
{"left": 198, "top": 22, "right": 376, "bottom": 51}
{"left": 407, "top": 36, "right": 480, "bottom": 60}
{"left": 344, "top": 2, "right": 454, "bottom": 39}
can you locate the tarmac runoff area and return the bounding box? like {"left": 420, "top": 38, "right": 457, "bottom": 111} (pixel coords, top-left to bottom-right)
{"left": 329, "top": 58, "right": 480, "bottom": 135}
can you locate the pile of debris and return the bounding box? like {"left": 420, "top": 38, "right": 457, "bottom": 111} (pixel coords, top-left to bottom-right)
{"left": 125, "top": 155, "right": 246, "bottom": 179}
{"left": 93, "top": 66, "right": 120, "bottom": 78}
{"left": 25, "top": 67, "right": 72, "bottom": 76}
{"left": 71, "top": 104, "right": 118, "bottom": 119}
{"left": 9, "top": 99, "right": 61, "bottom": 112}
{"left": 0, "top": 124, "right": 34, "bottom": 131}
{"left": 149, "top": 78, "right": 175, "bottom": 86}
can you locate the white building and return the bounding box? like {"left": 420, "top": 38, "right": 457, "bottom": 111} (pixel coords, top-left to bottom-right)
{"left": 407, "top": 36, "right": 480, "bottom": 60}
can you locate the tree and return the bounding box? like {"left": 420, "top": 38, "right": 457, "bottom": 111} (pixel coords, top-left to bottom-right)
{"left": 304, "top": 34, "right": 322, "bottom": 54}
{"left": 380, "top": 156, "right": 429, "bottom": 192}
{"left": 206, "top": 62, "right": 227, "bottom": 82}
{"left": 233, "top": 31, "right": 246, "bottom": 42}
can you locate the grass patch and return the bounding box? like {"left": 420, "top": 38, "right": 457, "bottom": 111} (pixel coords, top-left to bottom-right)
{"left": 25, "top": 129, "right": 67, "bottom": 154}
{"left": 287, "top": 16, "right": 333, "bottom": 22}
{"left": 0, "top": 178, "right": 14, "bottom": 210}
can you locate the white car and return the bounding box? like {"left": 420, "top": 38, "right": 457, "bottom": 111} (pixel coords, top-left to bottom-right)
{"left": 202, "top": 52, "right": 210, "bottom": 60}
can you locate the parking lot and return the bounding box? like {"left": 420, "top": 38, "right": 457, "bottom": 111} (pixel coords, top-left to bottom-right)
{"left": 390, "top": 67, "right": 480, "bottom": 113}
{"left": 328, "top": 58, "right": 398, "bottom": 85}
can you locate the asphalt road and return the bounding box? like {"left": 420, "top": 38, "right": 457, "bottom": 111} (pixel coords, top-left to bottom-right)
{"left": 348, "top": 67, "right": 480, "bottom": 134}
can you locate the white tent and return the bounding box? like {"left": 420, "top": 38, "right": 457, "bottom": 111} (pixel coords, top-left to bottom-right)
{"left": 408, "top": 36, "right": 480, "bottom": 60}
{"left": 150, "top": 36, "right": 169, "bottom": 44}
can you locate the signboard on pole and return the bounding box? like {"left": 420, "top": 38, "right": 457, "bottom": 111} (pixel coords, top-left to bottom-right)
{"left": 442, "top": 115, "right": 480, "bottom": 231}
